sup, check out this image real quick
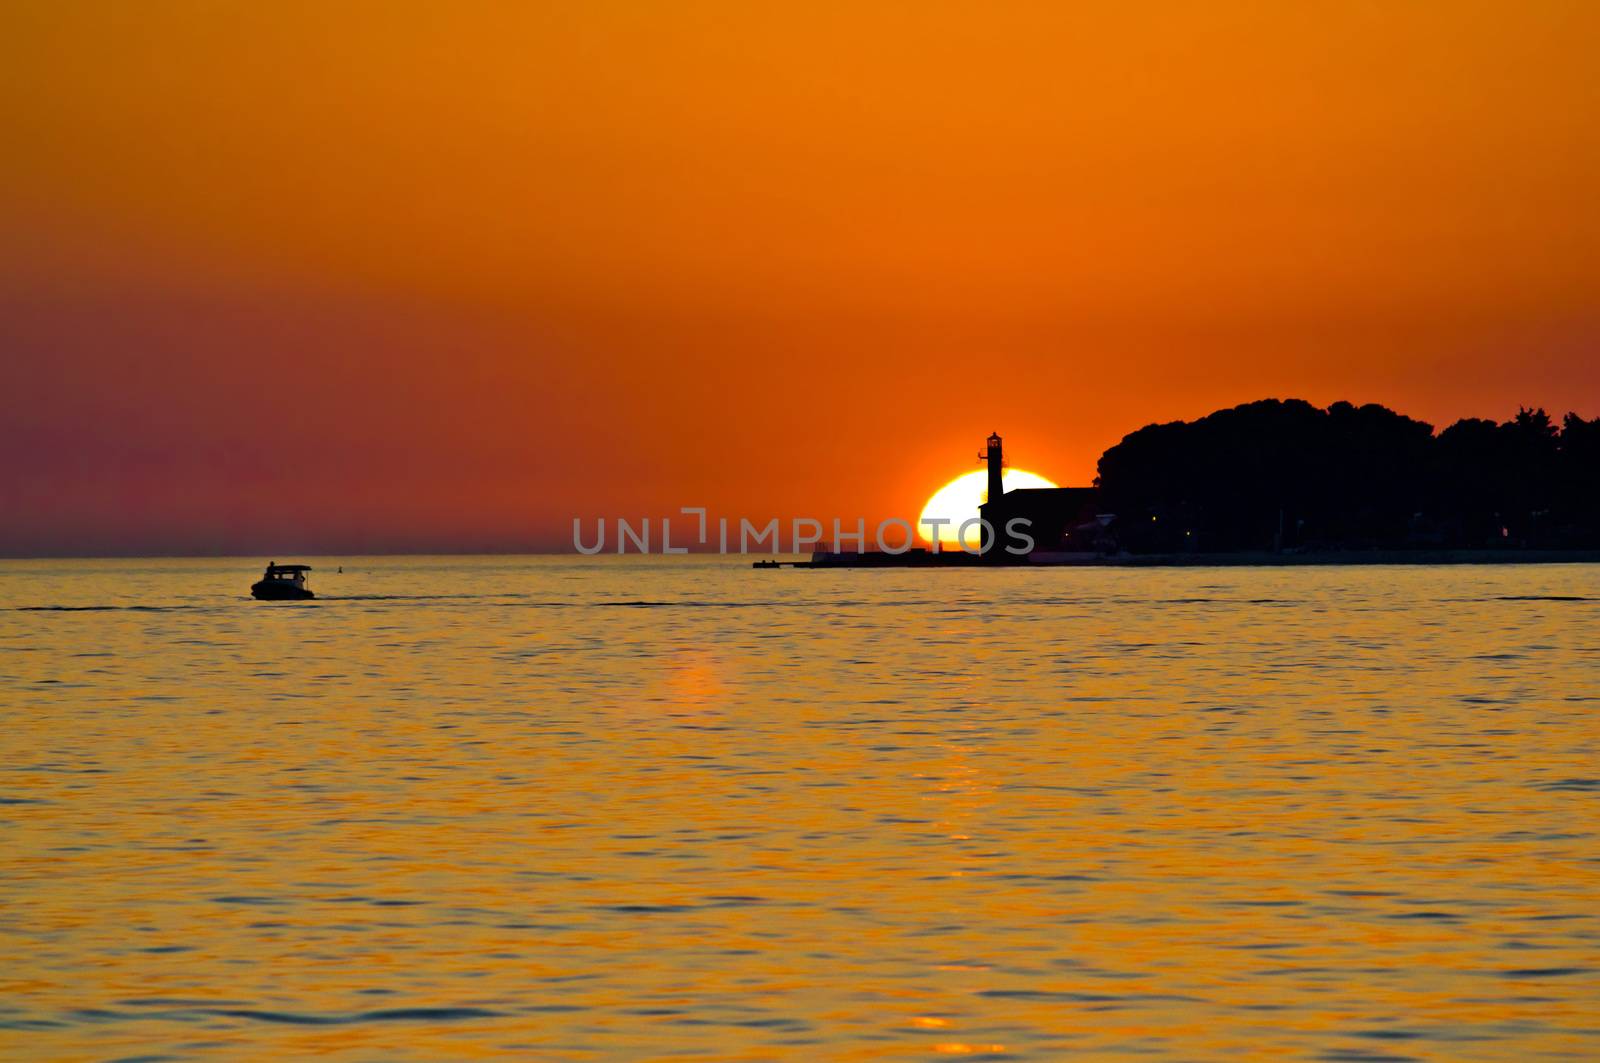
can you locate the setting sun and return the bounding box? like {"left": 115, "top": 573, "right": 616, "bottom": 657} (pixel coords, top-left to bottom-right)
{"left": 919, "top": 469, "right": 1058, "bottom": 546}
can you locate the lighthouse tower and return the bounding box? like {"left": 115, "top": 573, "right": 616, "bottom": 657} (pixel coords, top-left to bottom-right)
{"left": 979, "top": 431, "right": 1005, "bottom": 505}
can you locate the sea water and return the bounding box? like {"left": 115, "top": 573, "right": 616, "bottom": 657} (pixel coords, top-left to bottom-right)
{"left": 3, "top": 557, "right": 1597, "bottom": 1060}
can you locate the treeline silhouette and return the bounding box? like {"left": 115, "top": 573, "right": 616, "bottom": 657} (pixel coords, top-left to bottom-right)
{"left": 1096, "top": 399, "right": 1600, "bottom": 552}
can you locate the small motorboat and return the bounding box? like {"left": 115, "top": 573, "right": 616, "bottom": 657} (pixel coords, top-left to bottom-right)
{"left": 251, "top": 562, "right": 315, "bottom": 600}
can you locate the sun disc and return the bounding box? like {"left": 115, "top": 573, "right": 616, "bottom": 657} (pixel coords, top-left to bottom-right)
{"left": 918, "top": 469, "right": 1057, "bottom": 546}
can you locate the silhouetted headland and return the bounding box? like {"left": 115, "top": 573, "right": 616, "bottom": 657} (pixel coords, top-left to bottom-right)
{"left": 765, "top": 399, "right": 1600, "bottom": 568}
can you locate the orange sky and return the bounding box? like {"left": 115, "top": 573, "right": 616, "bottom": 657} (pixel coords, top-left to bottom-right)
{"left": 2, "top": 2, "right": 1597, "bottom": 555}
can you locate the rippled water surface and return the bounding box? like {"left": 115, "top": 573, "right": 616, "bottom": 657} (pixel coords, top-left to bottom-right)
{"left": 4, "top": 557, "right": 1598, "bottom": 1060}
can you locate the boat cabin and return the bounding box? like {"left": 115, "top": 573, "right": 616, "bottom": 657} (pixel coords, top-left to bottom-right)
{"left": 263, "top": 562, "right": 310, "bottom": 584}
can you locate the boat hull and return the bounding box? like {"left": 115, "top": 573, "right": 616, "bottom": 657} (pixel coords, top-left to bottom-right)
{"left": 251, "top": 581, "right": 315, "bottom": 601}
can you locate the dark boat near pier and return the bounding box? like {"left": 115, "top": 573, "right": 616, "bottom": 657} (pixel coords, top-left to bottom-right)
{"left": 251, "top": 562, "right": 314, "bottom": 600}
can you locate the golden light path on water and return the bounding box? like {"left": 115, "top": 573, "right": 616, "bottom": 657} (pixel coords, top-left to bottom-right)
{"left": 3, "top": 557, "right": 1599, "bottom": 1060}
{"left": 919, "top": 470, "right": 1058, "bottom": 546}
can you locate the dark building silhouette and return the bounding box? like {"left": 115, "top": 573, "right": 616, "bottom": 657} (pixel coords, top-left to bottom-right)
{"left": 982, "top": 431, "right": 1005, "bottom": 512}
{"left": 977, "top": 432, "right": 1107, "bottom": 557}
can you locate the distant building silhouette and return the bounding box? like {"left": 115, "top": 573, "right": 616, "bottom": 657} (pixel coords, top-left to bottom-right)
{"left": 977, "top": 432, "right": 1106, "bottom": 557}
{"left": 982, "top": 431, "right": 1005, "bottom": 511}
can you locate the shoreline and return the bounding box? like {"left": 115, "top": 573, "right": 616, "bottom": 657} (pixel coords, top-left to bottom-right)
{"left": 762, "top": 549, "right": 1600, "bottom": 569}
